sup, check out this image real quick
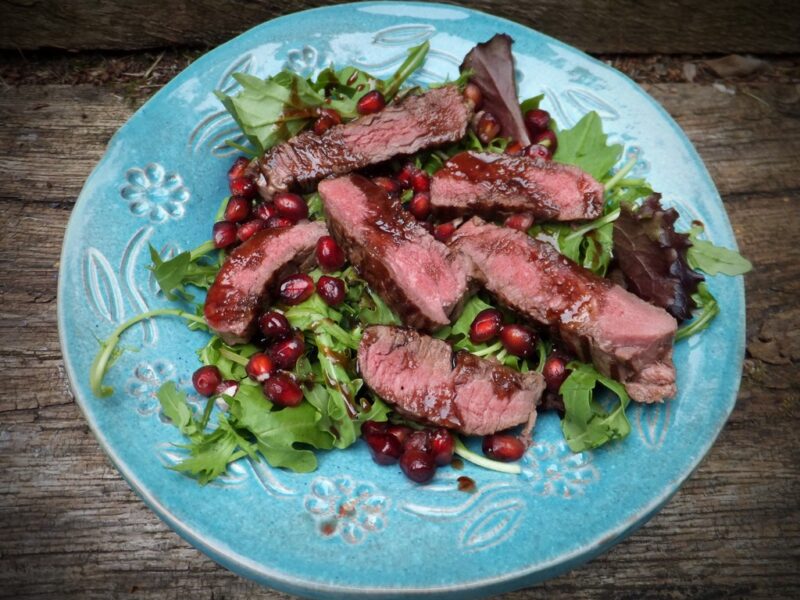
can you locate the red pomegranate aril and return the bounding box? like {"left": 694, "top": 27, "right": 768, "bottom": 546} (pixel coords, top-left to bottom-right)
{"left": 246, "top": 352, "right": 274, "bottom": 383}
{"left": 228, "top": 156, "right": 250, "bottom": 182}
{"left": 362, "top": 420, "right": 387, "bottom": 437}
{"left": 505, "top": 213, "right": 534, "bottom": 231}
{"left": 433, "top": 222, "right": 456, "bottom": 242}
{"left": 216, "top": 379, "right": 239, "bottom": 397}
{"left": 356, "top": 90, "right": 386, "bottom": 115}
{"left": 273, "top": 192, "right": 308, "bottom": 222}
{"left": 373, "top": 176, "right": 402, "bottom": 196}
{"left": 395, "top": 162, "right": 417, "bottom": 188}
{"left": 263, "top": 372, "right": 304, "bottom": 407}
{"left": 463, "top": 82, "right": 483, "bottom": 109}
{"left": 279, "top": 273, "right": 315, "bottom": 305}
{"left": 404, "top": 430, "right": 432, "bottom": 454}
{"left": 386, "top": 424, "right": 413, "bottom": 445}
{"left": 270, "top": 334, "right": 306, "bottom": 370}
{"left": 212, "top": 221, "right": 238, "bottom": 249}
{"left": 316, "top": 236, "right": 346, "bottom": 272}
{"left": 365, "top": 432, "right": 403, "bottom": 465}
{"left": 482, "top": 434, "right": 525, "bottom": 462}
{"left": 430, "top": 428, "right": 454, "bottom": 466}
{"left": 476, "top": 111, "right": 501, "bottom": 144}
{"left": 532, "top": 129, "right": 558, "bottom": 153}
{"left": 313, "top": 108, "right": 341, "bottom": 135}
{"left": 499, "top": 324, "right": 537, "bottom": 358}
{"left": 524, "top": 143, "right": 552, "bottom": 161}
{"left": 524, "top": 108, "right": 551, "bottom": 136}
{"left": 400, "top": 450, "right": 437, "bottom": 483}
{"left": 254, "top": 201, "right": 278, "bottom": 221}
{"left": 505, "top": 140, "right": 523, "bottom": 155}
{"left": 236, "top": 218, "right": 267, "bottom": 242}
{"left": 543, "top": 354, "right": 569, "bottom": 392}
{"left": 224, "top": 195, "right": 251, "bottom": 223}
{"left": 192, "top": 365, "right": 222, "bottom": 397}
{"left": 229, "top": 176, "right": 257, "bottom": 200}
{"left": 258, "top": 310, "right": 291, "bottom": 340}
{"left": 266, "top": 215, "right": 294, "bottom": 229}
{"left": 469, "top": 308, "right": 503, "bottom": 344}
{"left": 411, "top": 170, "right": 430, "bottom": 192}
{"left": 408, "top": 192, "right": 431, "bottom": 221}
{"left": 316, "top": 275, "right": 345, "bottom": 306}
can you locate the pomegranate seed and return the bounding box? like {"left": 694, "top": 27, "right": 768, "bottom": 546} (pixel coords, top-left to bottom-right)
{"left": 476, "top": 112, "right": 501, "bottom": 144}
{"left": 408, "top": 192, "right": 431, "bottom": 221}
{"left": 259, "top": 310, "right": 291, "bottom": 341}
{"left": 279, "top": 273, "right": 315, "bottom": 305}
{"left": 246, "top": 352, "right": 274, "bottom": 383}
{"left": 524, "top": 108, "right": 551, "bottom": 136}
{"left": 365, "top": 432, "right": 403, "bottom": 465}
{"left": 316, "top": 275, "right": 345, "bottom": 306}
{"left": 386, "top": 425, "right": 412, "bottom": 445}
{"left": 316, "top": 236, "right": 346, "bottom": 272}
{"left": 228, "top": 156, "right": 250, "bottom": 182}
{"left": 273, "top": 192, "right": 308, "bottom": 222}
{"left": 404, "top": 430, "right": 431, "bottom": 454}
{"left": 270, "top": 335, "right": 306, "bottom": 370}
{"left": 263, "top": 371, "right": 304, "bottom": 407}
{"left": 362, "top": 420, "right": 387, "bottom": 437}
{"left": 505, "top": 140, "right": 523, "bottom": 155}
{"left": 543, "top": 354, "right": 568, "bottom": 392}
{"left": 524, "top": 143, "right": 552, "bottom": 161}
{"left": 469, "top": 309, "right": 503, "bottom": 344}
{"left": 463, "top": 82, "right": 483, "bottom": 109}
{"left": 411, "top": 170, "right": 430, "bottom": 192}
{"left": 400, "top": 450, "right": 437, "bottom": 483}
{"left": 395, "top": 163, "right": 417, "bottom": 189}
{"left": 254, "top": 202, "right": 278, "bottom": 221}
{"left": 532, "top": 129, "right": 558, "bottom": 154}
{"left": 482, "top": 434, "right": 525, "bottom": 462}
{"left": 224, "top": 195, "right": 251, "bottom": 223}
{"left": 266, "top": 216, "right": 294, "bottom": 229}
{"left": 313, "top": 108, "right": 341, "bottom": 135}
{"left": 192, "top": 365, "right": 222, "bottom": 397}
{"left": 229, "top": 176, "right": 257, "bottom": 199}
{"left": 212, "top": 221, "right": 238, "bottom": 249}
{"left": 373, "top": 177, "right": 401, "bottom": 196}
{"left": 433, "top": 222, "right": 456, "bottom": 242}
{"left": 236, "top": 218, "right": 267, "bottom": 242}
{"left": 430, "top": 428, "right": 454, "bottom": 466}
{"left": 499, "top": 324, "right": 537, "bottom": 358}
{"left": 216, "top": 379, "right": 239, "bottom": 397}
{"left": 505, "top": 213, "right": 534, "bottom": 231}
{"left": 356, "top": 90, "right": 386, "bottom": 115}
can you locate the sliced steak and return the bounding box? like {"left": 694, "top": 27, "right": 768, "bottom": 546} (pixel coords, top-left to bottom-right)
{"left": 257, "top": 85, "right": 472, "bottom": 198}
{"left": 204, "top": 221, "right": 327, "bottom": 344}
{"left": 358, "top": 325, "right": 544, "bottom": 436}
{"left": 319, "top": 174, "right": 468, "bottom": 331}
{"left": 450, "top": 217, "right": 677, "bottom": 403}
{"left": 430, "top": 151, "right": 604, "bottom": 221}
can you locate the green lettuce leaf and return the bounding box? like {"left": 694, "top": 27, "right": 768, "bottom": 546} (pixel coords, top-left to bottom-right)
{"left": 553, "top": 111, "right": 623, "bottom": 180}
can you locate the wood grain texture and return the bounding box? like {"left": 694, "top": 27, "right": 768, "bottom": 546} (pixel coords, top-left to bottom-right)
{"left": 1, "top": 0, "right": 799, "bottom": 54}
{"left": 1, "top": 81, "right": 799, "bottom": 599}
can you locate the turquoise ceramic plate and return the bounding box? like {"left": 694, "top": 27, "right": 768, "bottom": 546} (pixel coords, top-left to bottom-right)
{"left": 58, "top": 2, "right": 745, "bottom": 598}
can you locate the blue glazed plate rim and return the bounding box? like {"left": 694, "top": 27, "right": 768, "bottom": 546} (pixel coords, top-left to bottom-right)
{"left": 57, "top": 1, "right": 745, "bottom": 596}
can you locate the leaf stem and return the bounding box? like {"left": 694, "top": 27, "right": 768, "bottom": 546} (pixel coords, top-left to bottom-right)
{"left": 189, "top": 240, "right": 216, "bottom": 261}
{"left": 382, "top": 41, "right": 430, "bottom": 101}
{"left": 90, "top": 309, "right": 207, "bottom": 397}
{"left": 219, "top": 347, "right": 250, "bottom": 366}
{"left": 454, "top": 438, "right": 521, "bottom": 474}
{"left": 604, "top": 156, "right": 638, "bottom": 191}
{"left": 676, "top": 296, "right": 720, "bottom": 341}
{"left": 564, "top": 208, "right": 620, "bottom": 242}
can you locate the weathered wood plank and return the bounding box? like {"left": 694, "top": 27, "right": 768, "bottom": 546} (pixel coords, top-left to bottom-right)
{"left": 0, "top": 0, "right": 798, "bottom": 54}
{"left": 0, "top": 83, "right": 798, "bottom": 599}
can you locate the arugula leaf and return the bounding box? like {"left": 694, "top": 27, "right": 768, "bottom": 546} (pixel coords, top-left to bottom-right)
{"left": 157, "top": 382, "right": 203, "bottom": 440}
{"left": 675, "top": 283, "right": 720, "bottom": 341}
{"left": 686, "top": 224, "right": 752, "bottom": 276}
{"left": 519, "top": 93, "right": 544, "bottom": 115}
{"left": 553, "top": 111, "right": 623, "bottom": 180}
{"left": 560, "top": 362, "right": 631, "bottom": 452}
{"left": 149, "top": 241, "right": 220, "bottom": 301}
{"left": 171, "top": 416, "right": 253, "bottom": 484}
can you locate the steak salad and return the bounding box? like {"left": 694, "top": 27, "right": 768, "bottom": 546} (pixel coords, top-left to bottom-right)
{"left": 90, "top": 35, "right": 751, "bottom": 485}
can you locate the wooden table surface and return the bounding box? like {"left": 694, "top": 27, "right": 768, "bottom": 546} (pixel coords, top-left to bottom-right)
{"left": 1, "top": 2, "right": 799, "bottom": 598}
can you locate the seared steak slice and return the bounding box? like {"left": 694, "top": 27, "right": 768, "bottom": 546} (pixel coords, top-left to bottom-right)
{"left": 257, "top": 85, "right": 472, "bottom": 198}
{"left": 358, "top": 325, "right": 544, "bottom": 435}
{"left": 319, "top": 174, "right": 468, "bottom": 331}
{"left": 430, "top": 151, "right": 604, "bottom": 221}
{"left": 204, "top": 221, "right": 327, "bottom": 344}
{"left": 450, "top": 218, "right": 677, "bottom": 403}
